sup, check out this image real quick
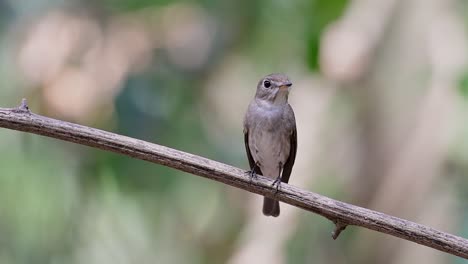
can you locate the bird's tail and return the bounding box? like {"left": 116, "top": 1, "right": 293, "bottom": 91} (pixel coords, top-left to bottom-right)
{"left": 263, "top": 197, "right": 280, "bottom": 217}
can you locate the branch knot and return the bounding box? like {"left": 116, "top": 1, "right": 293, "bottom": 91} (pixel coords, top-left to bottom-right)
{"left": 12, "top": 98, "right": 30, "bottom": 114}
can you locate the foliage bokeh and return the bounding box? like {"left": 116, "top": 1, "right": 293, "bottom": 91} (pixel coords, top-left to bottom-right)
{"left": 0, "top": 0, "right": 467, "bottom": 263}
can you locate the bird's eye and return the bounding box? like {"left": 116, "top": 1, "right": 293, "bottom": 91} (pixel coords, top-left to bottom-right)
{"left": 263, "top": 80, "right": 271, "bottom": 88}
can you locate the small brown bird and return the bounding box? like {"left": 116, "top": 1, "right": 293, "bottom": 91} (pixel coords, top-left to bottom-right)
{"left": 243, "top": 73, "right": 297, "bottom": 217}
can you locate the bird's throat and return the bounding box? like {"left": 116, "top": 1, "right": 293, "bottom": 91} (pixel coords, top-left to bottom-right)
{"left": 272, "top": 90, "right": 289, "bottom": 106}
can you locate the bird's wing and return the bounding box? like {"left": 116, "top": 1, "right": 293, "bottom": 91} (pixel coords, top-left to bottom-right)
{"left": 244, "top": 127, "right": 263, "bottom": 175}
{"left": 281, "top": 110, "right": 297, "bottom": 184}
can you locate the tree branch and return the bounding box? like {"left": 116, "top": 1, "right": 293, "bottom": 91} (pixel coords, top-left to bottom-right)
{"left": 0, "top": 99, "right": 467, "bottom": 259}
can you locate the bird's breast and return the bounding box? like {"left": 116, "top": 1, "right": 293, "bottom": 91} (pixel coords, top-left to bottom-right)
{"left": 248, "top": 116, "right": 291, "bottom": 178}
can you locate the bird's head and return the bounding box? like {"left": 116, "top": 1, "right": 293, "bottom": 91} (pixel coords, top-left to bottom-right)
{"left": 255, "top": 73, "right": 292, "bottom": 106}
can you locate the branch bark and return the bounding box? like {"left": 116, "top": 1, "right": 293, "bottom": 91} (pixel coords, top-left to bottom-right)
{"left": 0, "top": 99, "right": 467, "bottom": 259}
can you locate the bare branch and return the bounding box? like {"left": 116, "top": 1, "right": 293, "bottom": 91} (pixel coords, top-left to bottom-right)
{"left": 0, "top": 99, "right": 467, "bottom": 259}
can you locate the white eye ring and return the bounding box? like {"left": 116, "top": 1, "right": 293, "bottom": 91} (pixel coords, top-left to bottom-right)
{"left": 263, "top": 80, "right": 271, "bottom": 88}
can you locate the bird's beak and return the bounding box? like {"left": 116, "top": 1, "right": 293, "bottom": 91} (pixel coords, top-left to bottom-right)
{"left": 279, "top": 81, "right": 292, "bottom": 91}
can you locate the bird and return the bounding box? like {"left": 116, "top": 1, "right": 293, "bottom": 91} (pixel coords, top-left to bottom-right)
{"left": 243, "top": 73, "right": 297, "bottom": 217}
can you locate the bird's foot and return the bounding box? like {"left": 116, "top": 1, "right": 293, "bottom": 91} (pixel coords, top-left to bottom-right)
{"left": 272, "top": 176, "right": 282, "bottom": 195}
{"left": 245, "top": 170, "right": 258, "bottom": 184}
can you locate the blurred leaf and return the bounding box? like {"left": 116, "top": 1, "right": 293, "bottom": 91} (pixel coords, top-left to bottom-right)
{"left": 458, "top": 71, "right": 468, "bottom": 99}
{"left": 306, "top": 0, "right": 348, "bottom": 71}
{"left": 0, "top": 133, "right": 79, "bottom": 263}
{"left": 104, "top": 0, "right": 173, "bottom": 11}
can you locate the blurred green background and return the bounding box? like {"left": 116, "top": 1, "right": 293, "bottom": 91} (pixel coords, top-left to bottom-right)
{"left": 0, "top": 0, "right": 468, "bottom": 263}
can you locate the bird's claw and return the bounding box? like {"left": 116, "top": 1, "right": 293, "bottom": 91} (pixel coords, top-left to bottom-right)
{"left": 245, "top": 170, "right": 258, "bottom": 184}
{"left": 272, "top": 177, "right": 282, "bottom": 195}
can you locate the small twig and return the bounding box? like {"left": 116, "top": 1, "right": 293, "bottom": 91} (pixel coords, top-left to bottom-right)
{"left": 0, "top": 100, "right": 467, "bottom": 259}
{"left": 332, "top": 220, "right": 348, "bottom": 240}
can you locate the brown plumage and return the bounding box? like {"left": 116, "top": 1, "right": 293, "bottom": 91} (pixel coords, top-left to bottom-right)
{"left": 243, "top": 73, "right": 297, "bottom": 217}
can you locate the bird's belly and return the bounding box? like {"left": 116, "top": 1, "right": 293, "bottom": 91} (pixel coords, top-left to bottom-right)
{"left": 251, "top": 130, "right": 291, "bottom": 178}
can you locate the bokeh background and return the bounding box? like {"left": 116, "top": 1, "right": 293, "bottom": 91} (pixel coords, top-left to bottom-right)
{"left": 0, "top": 0, "right": 467, "bottom": 263}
